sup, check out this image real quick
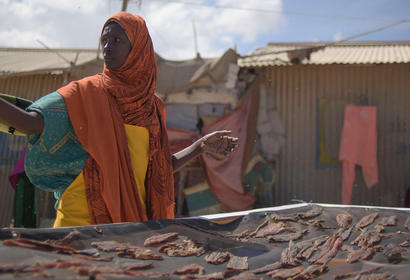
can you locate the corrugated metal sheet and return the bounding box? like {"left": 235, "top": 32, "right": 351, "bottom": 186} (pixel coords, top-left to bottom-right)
{"left": 260, "top": 63, "right": 410, "bottom": 207}
{"left": 0, "top": 47, "right": 100, "bottom": 74}
{"left": 0, "top": 73, "right": 64, "bottom": 227}
{"left": 239, "top": 41, "right": 410, "bottom": 67}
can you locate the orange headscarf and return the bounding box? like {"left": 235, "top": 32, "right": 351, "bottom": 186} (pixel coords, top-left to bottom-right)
{"left": 58, "top": 12, "right": 174, "bottom": 224}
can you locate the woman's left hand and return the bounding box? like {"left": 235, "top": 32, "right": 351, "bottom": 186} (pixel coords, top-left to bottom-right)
{"left": 200, "top": 130, "right": 239, "bottom": 159}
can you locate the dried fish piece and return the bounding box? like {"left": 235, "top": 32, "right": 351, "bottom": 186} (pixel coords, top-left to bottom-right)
{"left": 377, "top": 215, "right": 397, "bottom": 226}
{"left": 314, "top": 237, "right": 343, "bottom": 265}
{"left": 336, "top": 213, "right": 353, "bottom": 228}
{"left": 355, "top": 212, "right": 379, "bottom": 229}
{"left": 117, "top": 247, "right": 163, "bottom": 260}
{"left": 227, "top": 271, "right": 262, "bottom": 280}
{"left": 298, "top": 207, "right": 323, "bottom": 219}
{"left": 205, "top": 251, "right": 231, "bottom": 264}
{"left": 76, "top": 261, "right": 154, "bottom": 276}
{"left": 333, "top": 266, "right": 383, "bottom": 280}
{"left": 250, "top": 261, "right": 282, "bottom": 274}
{"left": 291, "top": 264, "right": 327, "bottom": 280}
{"left": 144, "top": 232, "right": 179, "bottom": 246}
{"left": 270, "top": 213, "right": 300, "bottom": 222}
{"left": 226, "top": 256, "right": 248, "bottom": 271}
{"left": 267, "top": 267, "right": 304, "bottom": 279}
{"left": 253, "top": 221, "right": 296, "bottom": 238}
{"left": 188, "top": 272, "right": 224, "bottom": 280}
{"left": 91, "top": 240, "right": 131, "bottom": 252}
{"left": 56, "top": 229, "right": 81, "bottom": 246}
{"left": 267, "top": 229, "right": 308, "bottom": 242}
{"left": 384, "top": 243, "right": 406, "bottom": 264}
{"left": 158, "top": 239, "right": 205, "bottom": 257}
{"left": 173, "top": 263, "right": 205, "bottom": 275}
{"left": 338, "top": 226, "right": 354, "bottom": 241}
{"left": 281, "top": 235, "right": 329, "bottom": 266}
{"left": 346, "top": 245, "right": 376, "bottom": 263}
{"left": 351, "top": 227, "right": 383, "bottom": 247}
{"left": 3, "top": 238, "right": 77, "bottom": 254}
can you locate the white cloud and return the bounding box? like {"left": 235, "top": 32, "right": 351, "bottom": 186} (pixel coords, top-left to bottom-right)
{"left": 1, "top": 0, "right": 284, "bottom": 59}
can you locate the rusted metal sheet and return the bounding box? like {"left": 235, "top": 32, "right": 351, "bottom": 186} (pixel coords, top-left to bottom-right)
{"left": 0, "top": 73, "right": 64, "bottom": 227}
{"left": 262, "top": 63, "right": 410, "bottom": 207}
{"left": 239, "top": 41, "right": 410, "bottom": 67}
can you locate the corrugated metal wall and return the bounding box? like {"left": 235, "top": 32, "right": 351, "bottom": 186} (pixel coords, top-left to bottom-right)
{"left": 0, "top": 73, "right": 64, "bottom": 227}
{"left": 264, "top": 63, "right": 410, "bottom": 207}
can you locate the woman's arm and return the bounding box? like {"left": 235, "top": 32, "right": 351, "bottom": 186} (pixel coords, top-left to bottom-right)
{"left": 172, "top": 130, "right": 239, "bottom": 172}
{"left": 0, "top": 97, "right": 43, "bottom": 134}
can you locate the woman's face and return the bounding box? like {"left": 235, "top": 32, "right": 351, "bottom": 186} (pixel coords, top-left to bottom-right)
{"left": 101, "top": 22, "right": 132, "bottom": 70}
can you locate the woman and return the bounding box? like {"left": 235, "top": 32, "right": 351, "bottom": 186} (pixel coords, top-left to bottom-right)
{"left": 0, "top": 12, "right": 238, "bottom": 227}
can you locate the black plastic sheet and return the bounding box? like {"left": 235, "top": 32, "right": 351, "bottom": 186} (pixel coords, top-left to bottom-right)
{"left": 0, "top": 203, "right": 409, "bottom": 279}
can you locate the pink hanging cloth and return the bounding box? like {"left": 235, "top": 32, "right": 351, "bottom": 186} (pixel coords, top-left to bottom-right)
{"left": 200, "top": 90, "right": 256, "bottom": 211}
{"left": 339, "top": 105, "right": 378, "bottom": 204}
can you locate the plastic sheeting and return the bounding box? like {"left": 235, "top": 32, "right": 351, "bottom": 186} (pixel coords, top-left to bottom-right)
{"left": 0, "top": 203, "right": 409, "bottom": 279}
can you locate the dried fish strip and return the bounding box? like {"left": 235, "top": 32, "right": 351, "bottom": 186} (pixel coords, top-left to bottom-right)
{"left": 290, "top": 264, "right": 327, "bottom": 280}
{"left": 57, "top": 229, "right": 81, "bottom": 246}
{"left": 333, "top": 266, "right": 383, "bottom": 280}
{"left": 383, "top": 243, "right": 406, "bottom": 264}
{"left": 226, "top": 255, "right": 248, "bottom": 271}
{"left": 298, "top": 207, "right": 323, "bottom": 220}
{"left": 116, "top": 247, "right": 163, "bottom": 260}
{"left": 227, "top": 271, "right": 262, "bottom": 280}
{"left": 158, "top": 239, "right": 205, "bottom": 257}
{"left": 36, "top": 258, "right": 91, "bottom": 269}
{"left": 267, "top": 229, "right": 308, "bottom": 242}
{"left": 76, "top": 261, "right": 153, "bottom": 277}
{"left": 173, "top": 263, "right": 205, "bottom": 275}
{"left": 205, "top": 251, "right": 231, "bottom": 264}
{"left": 377, "top": 215, "right": 397, "bottom": 226}
{"left": 270, "top": 213, "right": 300, "bottom": 222}
{"left": 314, "top": 237, "right": 343, "bottom": 265}
{"left": 309, "top": 233, "right": 340, "bottom": 264}
{"left": 338, "top": 226, "right": 354, "bottom": 241}
{"left": 351, "top": 227, "right": 383, "bottom": 247}
{"left": 3, "top": 238, "right": 77, "bottom": 254}
{"left": 281, "top": 235, "right": 329, "bottom": 266}
{"left": 144, "top": 232, "right": 179, "bottom": 246}
{"left": 355, "top": 212, "right": 379, "bottom": 229}
{"left": 346, "top": 244, "right": 376, "bottom": 263}
{"left": 91, "top": 240, "right": 131, "bottom": 252}
{"left": 267, "top": 267, "right": 305, "bottom": 279}
{"left": 186, "top": 272, "right": 224, "bottom": 280}
{"left": 253, "top": 221, "right": 296, "bottom": 238}
{"left": 336, "top": 213, "right": 353, "bottom": 228}
{"left": 250, "top": 261, "right": 282, "bottom": 274}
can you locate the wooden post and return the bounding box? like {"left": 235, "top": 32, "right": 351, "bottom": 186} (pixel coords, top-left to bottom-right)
{"left": 177, "top": 169, "right": 187, "bottom": 217}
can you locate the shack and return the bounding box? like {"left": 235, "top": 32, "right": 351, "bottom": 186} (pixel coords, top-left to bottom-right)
{"left": 239, "top": 41, "right": 410, "bottom": 208}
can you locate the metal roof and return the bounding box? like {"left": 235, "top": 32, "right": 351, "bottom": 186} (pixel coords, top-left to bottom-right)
{"left": 239, "top": 41, "right": 410, "bottom": 67}
{"left": 0, "top": 47, "right": 101, "bottom": 75}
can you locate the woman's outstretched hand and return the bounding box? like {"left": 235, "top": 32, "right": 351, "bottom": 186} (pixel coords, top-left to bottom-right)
{"left": 200, "top": 130, "right": 239, "bottom": 159}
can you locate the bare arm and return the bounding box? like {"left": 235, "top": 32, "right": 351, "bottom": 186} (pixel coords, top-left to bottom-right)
{"left": 0, "top": 97, "right": 43, "bottom": 134}
{"left": 172, "top": 130, "right": 239, "bottom": 173}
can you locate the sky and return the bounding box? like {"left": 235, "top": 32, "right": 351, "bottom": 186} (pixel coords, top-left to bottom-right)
{"left": 1, "top": 0, "right": 409, "bottom": 60}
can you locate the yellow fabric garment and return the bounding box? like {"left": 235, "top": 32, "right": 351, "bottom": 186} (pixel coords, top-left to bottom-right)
{"left": 54, "top": 125, "right": 149, "bottom": 227}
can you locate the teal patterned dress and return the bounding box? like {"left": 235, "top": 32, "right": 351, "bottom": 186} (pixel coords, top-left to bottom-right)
{"left": 25, "top": 91, "right": 89, "bottom": 204}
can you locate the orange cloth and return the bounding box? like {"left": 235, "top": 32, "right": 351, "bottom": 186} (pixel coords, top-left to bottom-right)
{"left": 58, "top": 12, "right": 174, "bottom": 224}
{"left": 339, "top": 105, "right": 378, "bottom": 204}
